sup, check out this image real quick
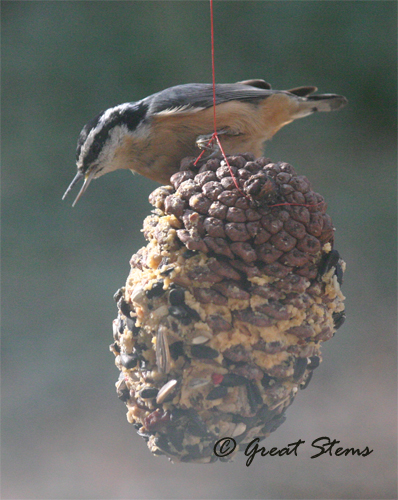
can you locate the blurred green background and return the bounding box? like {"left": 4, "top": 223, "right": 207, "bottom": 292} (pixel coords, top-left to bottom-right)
{"left": 2, "top": 1, "right": 396, "bottom": 499}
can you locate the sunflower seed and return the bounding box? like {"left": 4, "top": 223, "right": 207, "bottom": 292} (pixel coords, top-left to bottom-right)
{"left": 152, "top": 305, "right": 169, "bottom": 318}
{"left": 188, "top": 378, "right": 209, "bottom": 388}
{"left": 156, "top": 324, "right": 170, "bottom": 374}
{"left": 231, "top": 422, "right": 247, "bottom": 437}
{"left": 192, "top": 335, "right": 209, "bottom": 345}
{"left": 131, "top": 286, "right": 146, "bottom": 305}
{"left": 156, "top": 379, "right": 178, "bottom": 404}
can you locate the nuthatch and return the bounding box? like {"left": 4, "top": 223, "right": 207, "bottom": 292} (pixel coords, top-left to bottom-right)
{"left": 63, "top": 79, "right": 347, "bottom": 205}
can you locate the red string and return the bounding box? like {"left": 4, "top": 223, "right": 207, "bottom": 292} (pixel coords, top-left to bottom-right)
{"left": 210, "top": 0, "right": 217, "bottom": 134}
{"left": 194, "top": 0, "right": 245, "bottom": 196}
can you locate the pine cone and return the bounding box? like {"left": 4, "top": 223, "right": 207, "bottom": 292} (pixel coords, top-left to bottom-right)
{"left": 110, "top": 154, "right": 346, "bottom": 463}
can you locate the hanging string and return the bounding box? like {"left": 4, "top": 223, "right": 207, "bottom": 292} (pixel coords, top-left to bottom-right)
{"left": 196, "top": 0, "right": 318, "bottom": 209}
{"left": 194, "top": 0, "right": 244, "bottom": 195}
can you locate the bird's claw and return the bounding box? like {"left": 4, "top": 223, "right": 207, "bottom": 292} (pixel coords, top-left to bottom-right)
{"left": 196, "top": 133, "right": 220, "bottom": 151}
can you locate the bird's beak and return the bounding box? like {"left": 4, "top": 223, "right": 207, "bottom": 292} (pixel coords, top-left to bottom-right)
{"left": 62, "top": 169, "right": 96, "bottom": 207}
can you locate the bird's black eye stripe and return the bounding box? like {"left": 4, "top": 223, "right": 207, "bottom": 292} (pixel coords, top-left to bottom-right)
{"left": 121, "top": 101, "right": 149, "bottom": 131}
{"left": 79, "top": 101, "right": 149, "bottom": 171}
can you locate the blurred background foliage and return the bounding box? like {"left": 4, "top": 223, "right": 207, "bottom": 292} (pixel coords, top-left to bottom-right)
{"left": 2, "top": 1, "right": 396, "bottom": 499}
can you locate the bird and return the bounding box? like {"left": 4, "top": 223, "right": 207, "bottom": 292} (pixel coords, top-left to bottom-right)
{"left": 62, "top": 79, "right": 347, "bottom": 206}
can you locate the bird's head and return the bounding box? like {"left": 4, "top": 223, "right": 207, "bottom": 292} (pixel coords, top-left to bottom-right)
{"left": 62, "top": 101, "right": 149, "bottom": 206}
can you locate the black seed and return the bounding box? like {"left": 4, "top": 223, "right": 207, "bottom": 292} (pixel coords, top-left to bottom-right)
{"left": 117, "top": 316, "right": 125, "bottom": 335}
{"left": 117, "top": 297, "right": 132, "bottom": 318}
{"left": 206, "top": 385, "right": 228, "bottom": 400}
{"left": 169, "top": 341, "right": 184, "bottom": 360}
{"left": 262, "top": 413, "right": 286, "bottom": 434}
{"left": 300, "top": 370, "right": 313, "bottom": 390}
{"left": 257, "top": 404, "right": 276, "bottom": 421}
{"left": 169, "top": 303, "right": 200, "bottom": 325}
{"left": 184, "top": 304, "right": 201, "bottom": 322}
{"left": 335, "top": 262, "right": 344, "bottom": 285}
{"left": 231, "top": 414, "right": 257, "bottom": 426}
{"left": 154, "top": 434, "right": 171, "bottom": 453}
{"left": 160, "top": 266, "right": 174, "bottom": 276}
{"left": 183, "top": 249, "right": 197, "bottom": 259}
{"left": 139, "top": 388, "right": 159, "bottom": 399}
{"left": 246, "top": 380, "right": 262, "bottom": 411}
{"left": 186, "top": 409, "right": 209, "bottom": 436}
{"left": 116, "top": 380, "right": 129, "bottom": 402}
{"left": 152, "top": 449, "right": 165, "bottom": 456}
{"left": 146, "top": 280, "right": 165, "bottom": 299}
{"left": 169, "top": 288, "right": 185, "bottom": 306}
{"left": 109, "top": 341, "right": 120, "bottom": 354}
{"left": 317, "top": 249, "right": 340, "bottom": 279}
{"left": 191, "top": 345, "right": 219, "bottom": 359}
{"left": 168, "top": 305, "right": 191, "bottom": 325}
{"left": 333, "top": 310, "right": 346, "bottom": 329}
{"left": 260, "top": 374, "right": 275, "bottom": 389}
{"left": 170, "top": 408, "right": 190, "bottom": 421}
{"left": 134, "top": 342, "right": 148, "bottom": 354}
{"left": 307, "top": 355, "right": 320, "bottom": 370}
{"left": 139, "top": 357, "right": 148, "bottom": 370}
{"left": 125, "top": 315, "right": 136, "bottom": 332}
{"left": 120, "top": 353, "right": 138, "bottom": 369}
{"left": 184, "top": 444, "right": 202, "bottom": 458}
{"left": 113, "top": 288, "right": 124, "bottom": 303}
{"left": 186, "top": 304, "right": 200, "bottom": 318}
{"left": 293, "top": 357, "right": 308, "bottom": 381}
{"left": 168, "top": 427, "right": 184, "bottom": 451}
{"left": 220, "top": 373, "right": 247, "bottom": 386}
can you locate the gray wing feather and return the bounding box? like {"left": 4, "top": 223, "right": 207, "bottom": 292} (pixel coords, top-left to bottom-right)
{"left": 144, "top": 83, "right": 277, "bottom": 115}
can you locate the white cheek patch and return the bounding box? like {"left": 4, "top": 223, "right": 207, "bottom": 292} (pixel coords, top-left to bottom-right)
{"left": 95, "top": 124, "right": 131, "bottom": 175}
{"left": 77, "top": 102, "right": 133, "bottom": 169}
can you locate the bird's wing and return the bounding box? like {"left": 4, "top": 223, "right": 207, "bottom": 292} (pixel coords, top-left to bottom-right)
{"left": 145, "top": 83, "right": 279, "bottom": 116}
